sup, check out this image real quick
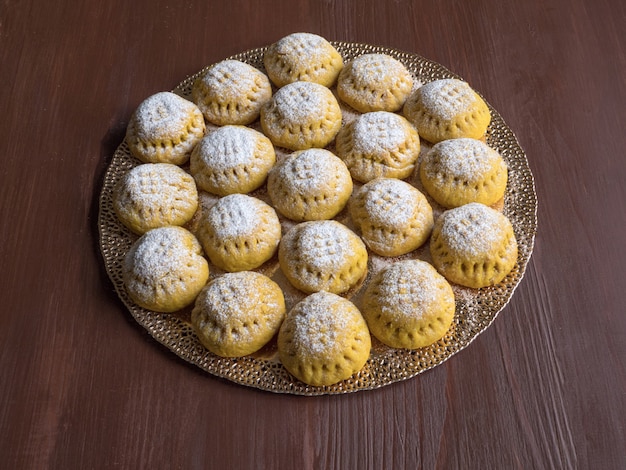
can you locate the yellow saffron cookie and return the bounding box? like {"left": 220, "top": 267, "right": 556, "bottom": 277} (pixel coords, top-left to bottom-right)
{"left": 190, "top": 125, "right": 276, "bottom": 196}
{"left": 260, "top": 81, "right": 343, "bottom": 150}
{"left": 349, "top": 178, "right": 433, "bottom": 257}
{"left": 125, "top": 92, "right": 206, "bottom": 165}
{"left": 361, "top": 260, "right": 455, "bottom": 349}
{"left": 419, "top": 138, "right": 508, "bottom": 208}
{"left": 403, "top": 78, "right": 491, "bottom": 143}
{"left": 263, "top": 32, "right": 344, "bottom": 88}
{"left": 191, "top": 59, "right": 272, "bottom": 126}
{"left": 335, "top": 111, "right": 421, "bottom": 183}
{"left": 267, "top": 148, "right": 353, "bottom": 221}
{"left": 277, "top": 291, "right": 371, "bottom": 386}
{"left": 123, "top": 226, "right": 209, "bottom": 313}
{"left": 113, "top": 163, "right": 198, "bottom": 235}
{"left": 430, "top": 203, "right": 518, "bottom": 288}
{"left": 279, "top": 220, "right": 368, "bottom": 295}
{"left": 196, "top": 194, "right": 281, "bottom": 272}
{"left": 337, "top": 53, "right": 414, "bottom": 113}
{"left": 191, "top": 271, "right": 286, "bottom": 357}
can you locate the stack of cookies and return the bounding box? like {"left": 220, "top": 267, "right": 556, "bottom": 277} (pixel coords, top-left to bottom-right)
{"left": 114, "top": 33, "right": 518, "bottom": 387}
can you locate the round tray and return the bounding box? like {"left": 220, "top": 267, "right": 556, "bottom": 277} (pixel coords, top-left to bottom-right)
{"left": 98, "top": 42, "right": 537, "bottom": 395}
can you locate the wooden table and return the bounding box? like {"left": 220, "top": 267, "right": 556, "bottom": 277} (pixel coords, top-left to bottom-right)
{"left": 2, "top": 0, "right": 624, "bottom": 468}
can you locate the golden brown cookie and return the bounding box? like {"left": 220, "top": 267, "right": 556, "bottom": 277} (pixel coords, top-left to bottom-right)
{"left": 403, "top": 78, "right": 491, "bottom": 143}
{"left": 349, "top": 178, "right": 433, "bottom": 257}
{"left": 263, "top": 32, "right": 344, "bottom": 88}
{"left": 337, "top": 53, "right": 414, "bottom": 113}
{"left": 430, "top": 203, "right": 518, "bottom": 288}
{"left": 278, "top": 220, "right": 368, "bottom": 295}
{"left": 260, "top": 81, "right": 343, "bottom": 150}
{"left": 277, "top": 291, "right": 371, "bottom": 386}
{"left": 335, "top": 111, "right": 421, "bottom": 183}
{"left": 113, "top": 163, "right": 198, "bottom": 235}
{"left": 419, "top": 138, "right": 508, "bottom": 208}
{"left": 190, "top": 125, "right": 276, "bottom": 196}
{"left": 191, "top": 271, "right": 286, "bottom": 357}
{"left": 191, "top": 59, "right": 272, "bottom": 126}
{"left": 361, "top": 260, "right": 455, "bottom": 349}
{"left": 123, "top": 226, "right": 209, "bottom": 313}
{"left": 267, "top": 148, "right": 353, "bottom": 221}
{"left": 125, "top": 92, "right": 206, "bottom": 165}
{"left": 196, "top": 194, "right": 281, "bottom": 272}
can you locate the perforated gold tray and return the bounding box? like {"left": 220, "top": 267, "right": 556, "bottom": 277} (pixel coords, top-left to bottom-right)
{"left": 98, "top": 42, "right": 537, "bottom": 395}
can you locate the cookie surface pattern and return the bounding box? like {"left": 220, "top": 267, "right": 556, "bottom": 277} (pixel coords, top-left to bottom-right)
{"left": 191, "top": 271, "right": 286, "bottom": 357}
{"left": 278, "top": 291, "right": 371, "bottom": 386}
{"left": 268, "top": 148, "right": 353, "bottom": 221}
{"left": 125, "top": 91, "right": 206, "bottom": 165}
{"left": 190, "top": 125, "right": 275, "bottom": 196}
{"left": 122, "top": 226, "right": 209, "bottom": 313}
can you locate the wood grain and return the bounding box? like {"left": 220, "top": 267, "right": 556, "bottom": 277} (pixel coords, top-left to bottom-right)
{"left": 1, "top": 0, "right": 625, "bottom": 468}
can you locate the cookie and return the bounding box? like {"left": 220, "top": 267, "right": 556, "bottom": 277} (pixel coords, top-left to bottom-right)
{"left": 263, "top": 32, "right": 344, "bottom": 88}
{"left": 361, "top": 260, "right": 455, "bottom": 349}
{"left": 430, "top": 203, "right": 518, "bottom": 288}
{"left": 260, "top": 81, "right": 343, "bottom": 150}
{"left": 403, "top": 78, "right": 491, "bottom": 143}
{"left": 125, "top": 92, "right": 206, "bottom": 165}
{"left": 335, "top": 111, "right": 421, "bottom": 183}
{"left": 337, "top": 53, "right": 414, "bottom": 113}
{"left": 349, "top": 178, "right": 433, "bottom": 257}
{"left": 191, "top": 271, "right": 286, "bottom": 357}
{"left": 279, "top": 220, "right": 368, "bottom": 295}
{"left": 113, "top": 163, "right": 198, "bottom": 235}
{"left": 277, "top": 291, "right": 371, "bottom": 386}
{"left": 267, "top": 148, "right": 353, "bottom": 221}
{"left": 191, "top": 59, "right": 272, "bottom": 126}
{"left": 190, "top": 125, "right": 276, "bottom": 196}
{"left": 419, "top": 138, "right": 508, "bottom": 208}
{"left": 196, "top": 194, "right": 281, "bottom": 272}
{"left": 122, "top": 226, "right": 209, "bottom": 313}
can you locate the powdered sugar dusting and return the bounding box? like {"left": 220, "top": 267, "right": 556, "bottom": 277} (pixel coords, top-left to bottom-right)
{"left": 275, "top": 33, "right": 331, "bottom": 64}
{"left": 290, "top": 292, "right": 354, "bottom": 356}
{"left": 360, "top": 178, "right": 426, "bottom": 227}
{"left": 425, "top": 138, "right": 503, "bottom": 181}
{"left": 206, "top": 194, "right": 275, "bottom": 239}
{"left": 353, "top": 112, "right": 409, "bottom": 154}
{"left": 373, "top": 260, "right": 446, "bottom": 321}
{"left": 439, "top": 203, "right": 510, "bottom": 257}
{"left": 271, "top": 81, "right": 328, "bottom": 124}
{"left": 120, "top": 163, "right": 195, "bottom": 208}
{"left": 133, "top": 92, "right": 198, "bottom": 139}
{"left": 276, "top": 148, "right": 347, "bottom": 194}
{"left": 349, "top": 53, "right": 409, "bottom": 86}
{"left": 419, "top": 79, "right": 477, "bottom": 120}
{"left": 200, "top": 60, "right": 266, "bottom": 98}
{"left": 195, "top": 126, "right": 258, "bottom": 171}
{"left": 296, "top": 221, "right": 360, "bottom": 272}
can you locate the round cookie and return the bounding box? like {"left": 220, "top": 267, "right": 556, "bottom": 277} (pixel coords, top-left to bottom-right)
{"left": 125, "top": 92, "right": 206, "bottom": 165}
{"left": 335, "top": 111, "right": 421, "bottom": 183}
{"left": 196, "top": 194, "right": 281, "bottom": 272}
{"left": 349, "top": 178, "right": 433, "bottom": 257}
{"left": 263, "top": 32, "right": 344, "bottom": 88}
{"left": 123, "top": 226, "right": 209, "bottom": 313}
{"left": 403, "top": 78, "right": 491, "bottom": 143}
{"left": 191, "top": 271, "right": 286, "bottom": 357}
{"left": 337, "top": 53, "right": 414, "bottom": 113}
{"left": 277, "top": 291, "right": 371, "bottom": 386}
{"left": 113, "top": 163, "right": 198, "bottom": 235}
{"left": 430, "top": 203, "right": 518, "bottom": 288}
{"left": 260, "top": 81, "right": 343, "bottom": 151}
{"left": 190, "top": 125, "right": 276, "bottom": 196}
{"left": 279, "top": 220, "right": 368, "bottom": 295}
{"left": 268, "top": 148, "right": 353, "bottom": 221}
{"left": 361, "top": 260, "right": 455, "bottom": 349}
{"left": 191, "top": 59, "right": 272, "bottom": 126}
{"left": 419, "top": 138, "right": 508, "bottom": 208}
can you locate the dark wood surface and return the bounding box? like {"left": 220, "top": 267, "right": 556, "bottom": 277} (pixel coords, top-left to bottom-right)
{"left": 1, "top": 0, "right": 625, "bottom": 468}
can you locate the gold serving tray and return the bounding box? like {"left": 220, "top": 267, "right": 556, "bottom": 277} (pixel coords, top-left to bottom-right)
{"left": 98, "top": 42, "right": 537, "bottom": 395}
